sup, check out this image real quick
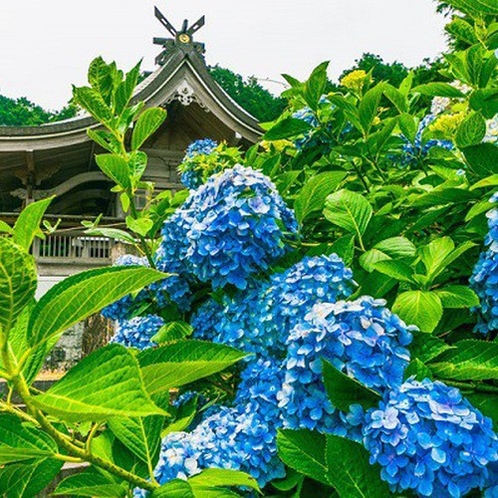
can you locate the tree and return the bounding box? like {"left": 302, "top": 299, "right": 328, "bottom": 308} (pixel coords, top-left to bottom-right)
{"left": 209, "top": 65, "right": 287, "bottom": 122}
{"left": 0, "top": 94, "right": 77, "bottom": 126}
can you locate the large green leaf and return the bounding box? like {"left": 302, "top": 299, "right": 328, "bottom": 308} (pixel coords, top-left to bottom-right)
{"left": 410, "top": 333, "right": 455, "bottom": 364}
{"left": 455, "top": 112, "right": 487, "bottom": 148}
{"left": 324, "top": 190, "right": 373, "bottom": 239}
{"left": 433, "top": 286, "right": 479, "bottom": 308}
{"left": 188, "top": 469, "right": 260, "bottom": 494}
{"left": 0, "top": 238, "right": 37, "bottom": 334}
{"left": 28, "top": 266, "right": 166, "bottom": 347}
{"left": 322, "top": 359, "right": 381, "bottom": 411}
{"left": 373, "top": 260, "right": 414, "bottom": 284}
{"left": 276, "top": 429, "right": 329, "bottom": 486}
{"left": 0, "top": 458, "right": 63, "bottom": 498}
{"left": 325, "top": 435, "right": 390, "bottom": 497}
{"left": 132, "top": 108, "right": 167, "bottom": 151}
{"left": 152, "top": 480, "right": 194, "bottom": 498}
{"left": 33, "top": 344, "right": 165, "bottom": 422}
{"left": 53, "top": 468, "right": 127, "bottom": 497}
{"left": 448, "top": 0, "right": 498, "bottom": 16}
{"left": 138, "top": 341, "right": 247, "bottom": 395}
{"left": 294, "top": 171, "right": 346, "bottom": 224}
{"left": 95, "top": 154, "right": 131, "bottom": 189}
{"left": 373, "top": 237, "right": 416, "bottom": 258}
{"left": 264, "top": 118, "right": 314, "bottom": 141}
{"left": 412, "top": 82, "right": 466, "bottom": 98}
{"left": 304, "top": 62, "right": 329, "bottom": 110}
{"left": 108, "top": 415, "right": 163, "bottom": 467}
{"left": 151, "top": 321, "right": 193, "bottom": 344}
{"left": 72, "top": 86, "right": 113, "bottom": 124}
{"left": 463, "top": 143, "right": 498, "bottom": 177}
{"left": 430, "top": 340, "right": 498, "bottom": 381}
{"left": 392, "top": 290, "right": 443, "bottom": 333}
{"left": 0, "top": 414, "right": 58, "bottom": 464}
{"left": 12, "top": 197, "right": 54, "bottom": 250}
{"left": 358, "top": 84, "right": 384, "bottom": 134}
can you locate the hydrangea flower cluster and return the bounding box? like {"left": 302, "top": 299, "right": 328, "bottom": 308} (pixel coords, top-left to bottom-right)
{"left": 278, "top": 297, "right": 413, "bottom": 435}
{"left": 470, "top": 193, "right": 498, "bottom": 334}
{"left": 179, "top": 139, "right": 218, "bottom": 189}
{"left": 363, "top": 378, "right": 498, "bottom": 497}
{"left": 158, "top": 165, "right": 297, "bottom": 291}
{"left": 111, "top": 314, "right": 164, "bottom": 350}
{"left": 399, "top": 115, "right": 454, "bottom": 167}
{"left": 191, "top": 254, "right": 355, "bottom": 357}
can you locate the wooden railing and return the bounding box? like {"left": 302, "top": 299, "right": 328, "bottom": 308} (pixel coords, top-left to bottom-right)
{"left": 32, "top": 233, "right": 112, "bottom": 265}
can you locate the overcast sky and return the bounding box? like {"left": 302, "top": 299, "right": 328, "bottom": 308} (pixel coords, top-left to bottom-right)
{"left": 0, "top": 0, "right": 448, "bottom": 111}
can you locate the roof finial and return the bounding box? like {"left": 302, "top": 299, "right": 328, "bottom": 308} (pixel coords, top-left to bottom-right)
{"left": 153, "top": 7, "right": 206, "bottom": 65}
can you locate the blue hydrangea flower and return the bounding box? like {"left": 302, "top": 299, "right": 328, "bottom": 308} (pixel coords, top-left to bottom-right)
{"left": 470, "top": 194, "right": 498, "bottom": 334}
{"left": 292, "top": 99, "right": 333, "bottom": 150}
{"left": 277, "top": 296, "right": 413, "bottom": 435}
{"left": 191, "top": 255, "right": 355, "bottom": 357}
{"left": 180, "top": 139, "right": 218, "bottom": 189}
{"left": 399, "top": 114, "right": 454, "bottom": 167}
{"left": 101, "top": 254, "right": 150, "bottom": 321}
{"left": 363, "top": 378, "right": 498, "bottom": 497}
{"left": 154, "top": 404, "right": 285, "bottom": 488}
{"left": 111, "top": 314, "right": 164, "bottom": 350}
{"left": 185, "top": 139, "right": 218, "bottom": 159}
{"left": 159, "top": 165, "right": 297, "bottom": 292}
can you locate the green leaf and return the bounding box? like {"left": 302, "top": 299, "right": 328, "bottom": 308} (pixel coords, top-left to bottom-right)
{"left": 87, "top": 129, "right": 121, "bottom": 154}
{"left": 463, "top": 143, "right": 498, "bottom": 177}
{"left": 0, "top": 238, "right": 37, "bottom": 334}
{"left": 359, "top": 249, "right": 391, "bottom": 273}
{"left": 126, "top": 216, "right": 154, "bottom": 237}
{"left": 325, "top": 435, "right": 390, "bottom": 498}
{"left": 132, "top": 108, "right": 167, "bottom": 151}
{"left": 294, "top": 171, "right": 346, "bottom": 223}
{"left": 412, "top": 82, "right": 466, "bottom": 98}
{"left": 304, "top": 62, "right": 329, "bottom": 110}
{"left": 275, "top": 170, "right": 301, "bottom": 196}
{"left": 87, "top": 57, "right": 116, "bottom": 103}
{"left": 392, "top": 291, "right": 443, "bottom": 333}
{"left": 466, "top": 393, "right": 498, "bottom": 427}
{"left": 152, "top": 321, "right": 193, "bottom": 344}
{"left": 445, "top": 17, "right": 478, "bottom": 45}
{"left": 0, "top": 458, "right": 63, "bottom": 498}
{"left": 373, "top": 259, "right": 414, "bottom": 284}
{"left": 455, "top": 112, "right": 487, "bottom": 148}
{"left": 33, "top": 344, "right": 165, "bottom": 422}
{"left": 264, "top": 117, "right": 314, "bottom": 141}
{"left": 28, "top": 266, "right": 166, "bottom": 348}
{"left": 430, "top": 340, "right": 498, "bottom": 381}
{"left": 152, "top": 480, "right": 194, "bottom": 498}
{"left": 410, "top": 333, "right": 455, "bottom": 363}
{"left": 0, "top": 414, "right": 58, "bottom": 464}
{"left": 12, "top": 197, "right": 54, "bottom": 250}
{"left": 138, "top": 341, "right": 248, "bottom": 395}
{"left": 469, "top": 173, "right": 498, "bottom": 190}
{"left": 189, "top": 469, "right": 260, "bottom": 494}
{"left": 322, "top": 359, "right": 381, "bottom": 411}
{"left": 53, "top": 468, "right": 127, "bottom": 497}
{"left": 383, "top": 84, "right": 407, "bottom": 113}
{"left": 95, "top": 154, "right": 131, "bottom": 189}
{"left": 373, "top": 237, "right": 416, "bottom": 258}
{"left": 433, "top": 286, "right": 479, "bottom": 308}
{"left": 399, "top": 113, "right": 417, "bottom": 142}
{"left": 405, "top": 358, "right": 433, "bottom": 381}
{"left": 358, "top": 84, "right": 384, "bottom": 134}
{"left": 0, "top": 220, "right": 13, "bottom": 235}
{"left": 115, "top": 61, "right": 141, "bottom": 116}
{"left": 277, "top": 429, "right": 329, "bottom": 486}
{"left": 108, "top": 415, "right": 163, "bottom": 467}
{"left": 324, "top": 190, "right": 373, "bottom": 239}
{"left": 72, "top": 86, "right": 113, "bottom": 123}
{"left": 326, "top": 235, "right": 355, "bottom": 266}
{"left": 85, "top": 227, "right": 137, "bottom": 245}
{"left": 469, "top": 89, "right": 498, "bottom": 119}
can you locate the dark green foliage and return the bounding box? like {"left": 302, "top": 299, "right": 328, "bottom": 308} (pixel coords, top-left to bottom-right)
{"left": 209, "top": 65, "right": 287, "bottom": 121}
{"left": 0, "top": 95, "right": 77, "bottom": 126}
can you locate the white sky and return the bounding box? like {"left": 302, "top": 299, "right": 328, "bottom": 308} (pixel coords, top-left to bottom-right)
{"left": 0, "top": 0, "right": 448, "bottom": 111}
